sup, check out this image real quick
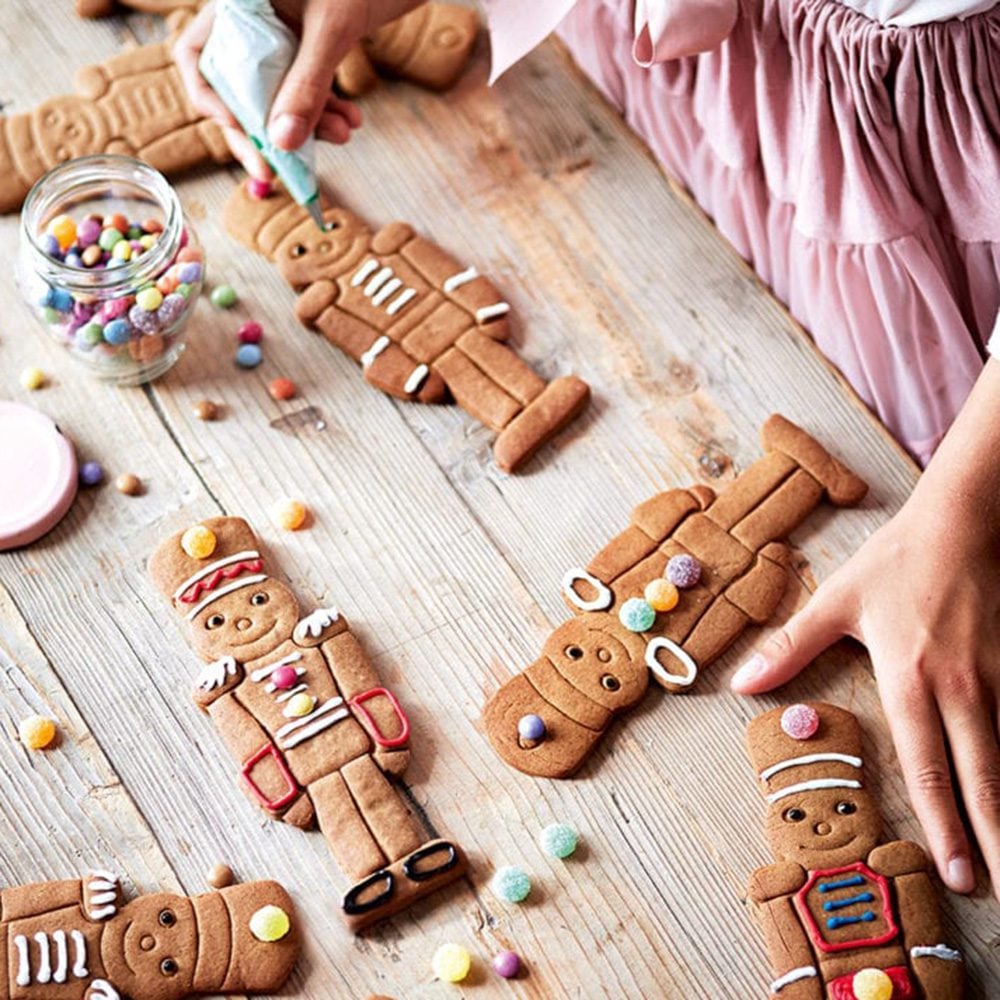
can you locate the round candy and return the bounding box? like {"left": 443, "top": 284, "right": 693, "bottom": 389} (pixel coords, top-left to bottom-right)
{"left": 98, "top": 227, "right": 124, "bottom": 252}
{"left": 115, "top": 473, "right": 142, "bottom": 496}
{"left": 102, "top": 296, "right": 131, "bottom": 322}
{"left": 666, "top": 553, "right": 701, "bottom": 589}
{"left": 285, "top": 692, "right": 316, "bottom": 718}
{"left": 269, "top": 377, "right": 296, "bottom": 401}
{"left": 851, "top": 968, "right": 894, "bottom": 1000}
{"left": 50, "top": 288, "right": 74, "bottom": 313}
{"left": 236, "top": 343, "right": 262, "bottom": 369}
{"left": 65, "top": 252, "right": 83, "bottom": 269}
{"left": 41, "top": 234, "right": 62, "bottom": 257}
{"left": 193, "top": 399, "right": 218, "bottom": 421}
{"left": 518, "top": 713, "right": 545, "bottom": 741}
{"left": 129, "top": 304, "right": 160, "bottom": 334}
{"left": 135, "top": 286, "right": 163, "bottom": 312}
{"left": 211, "top": 284, "right": 238, "bottom": 309}
{"left": 781, "top": 704, "right": 820, "bottom": 741}
{"left": 75, "top": 323, "right": 104, "bottom": 350}
{"left": 157, "top": 293, "right": 186, "bottom": 328}
{"left": 644, "top": 578, "right": 679, "bottom": 613}
{"left": 181, "top": 524, "right": 217, "bottom": 559}
{"left": 238, "top": 321, "right": 263, "bottom": 344}
{"left": 272, "top": 665, "right": 299, "bottom": 690}
{"left": 249, "top": 905, "right": 291, "bottom": 943}
{"left": 19, "top": 367, "right": 46, "bottom": 391}
{"left": 177, "top": 246, "right": 203, "bottom": 263}
{"left": 18, "top": 715, "right": 57, "bottom": 750}
{"left": 48, "top": 213, "right": 77, "bottom": 250}
{"left": 81, "top": 244, "right": 102, "bottom": 267}
{"left": 539, "top": 822, "right": 579, "bottom": 859}
{"left": 432, "top": 944, "right": 471, "bottom": 983}
{"left": 111, "top": 240, "right": 132, "bottom": 261}
{"left": 272, "top": 498, "right": 307, "bottom": 531}
{"left": 104, "top": 212, "right": 128, "bottom": 234}
{"left": 142, "top": 217, "right": 164, "bottom": 234}
{"left": 206, "top": 862, "right": 234, "bottom": 889}
{"left": 103, "top": 319, "right": 132, "bottom": 345}
{"left": 247, "top": 177, "right": 274, "bottom": 200}
{"left": 176, "top": 282, "right": 193, "bottom": 300}
{"left": 492, "top": 950, "right": 521, "bottom": 979}
{"left": 618, "top": 596, "right": 656, "bottom": 633}
{"left": 178, "top": 262, "right": 202, "bottom": 284}
{"left": 79, "top": 461, "right": 104, "bottom": 486}
{"left": 77, "top": 217, "right": 102, "bottom": 247}
{"left": 491, "top": 866, "right": 531, "bottom": 903}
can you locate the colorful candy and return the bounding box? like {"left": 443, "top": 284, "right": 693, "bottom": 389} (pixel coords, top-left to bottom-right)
{"left": 851, "top": 969, "right": 894, "bottom": 1000}
{"left": 490, "top": 866, "right": 532, "bottom": 903}
{"left": 181, "top": 524, "right": 217, "bottom": 559}
{"left": 781, "top": 703, "right": 820, "bottom": 741}
{"left": 666, "top": 553, "right": 702, "bottom": 589}
{"left": 115, "top": 473, "right": 142, "bottom": 496}
{"left": 268, "top": 377, "right": 296, "bottom": 400}
{"left": 247, "top": 177, "right": 274, "bottom": 200}
{"left": 135, "top": 286, "right": 163, "bottom": 312}
{"left": 19, "top": 367, "right": 46, "bottom": 390}
{"left": 432, "top": 944, "right": 471, "bottom": 983}
{"left": 248, "top": 905, "right": 291, "bottom": 943}
{"left": 236, "top": 343, "right": 262, "bottom": 368}
{"left": 206, "top": 863, "right": 235, "bottom": 889}
{"left": 18, "top": 715, "right": 57, "bottom": 750}
{"left": 238, "top": 321, "right": 263, "bottom": 343}
{"left": 79, "top": 461, "right": 104, "bottom": 486}
{"left": 284, "top": 692, "right": 316, "bottom": 718}
{"left": 48, "top": 213, "right": 77, "bottom": 250}
{"left": 539, "top": 822, "right": 579, "bottom": 859}
{"left": 271, "top": 665, "right": 299, "bottom": 690}
{"left": 492, "top": 951, "right": 521, "bottom": 979}
{"left": 193, "top": 399, "right": 219, "bottom": 421}
{"left": 211, "top": 284, "right": 238, "bottom": 309}
{"left": 272, "top": 497, "right": 308, "bottom": 531}
{"left": 644, "top": 578, "right": 679, "bottom": 612}
{"left": 518, "top": 713, "right": 546, "bottom": 742}
{"left": 619, "top": 596, "right": 656, "bottom": 633}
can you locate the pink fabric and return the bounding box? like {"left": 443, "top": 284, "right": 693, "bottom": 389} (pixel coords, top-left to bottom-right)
{"left": 633, "top": 0, "right": 740, "bottom": 63}
{"left": 539, "top": 0, "right": 1000, "bottom": 464}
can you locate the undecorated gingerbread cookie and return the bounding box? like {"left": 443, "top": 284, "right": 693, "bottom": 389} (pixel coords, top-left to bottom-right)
{"left": 745, "top": 702, "right": 964, "bottom": 1000}
{"left": 482, "top": 415, "right": 868, "bottom": 777}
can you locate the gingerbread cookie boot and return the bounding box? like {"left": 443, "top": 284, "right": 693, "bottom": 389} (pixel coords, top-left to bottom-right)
{"left": 0, "top": 870, "right": 299, "bottom": 998}
{"left": 223, "top": 182, "right": 590, "bottom": 473}
{"left": 149, "top": 517, "right": 467, "bottom": 931}
{"left": 745, "top": 703, "right": 965, "bottom": 1000}
{"left": 483, "top": 415, "right": 868, "bottom": 778}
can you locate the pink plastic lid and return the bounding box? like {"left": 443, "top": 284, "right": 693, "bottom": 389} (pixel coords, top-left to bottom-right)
{"left": 0, "top": 401, "right": 78, "bottom": 550}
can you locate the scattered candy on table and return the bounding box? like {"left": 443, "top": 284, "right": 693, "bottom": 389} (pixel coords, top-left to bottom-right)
{"left": 211, "top": 284, "right": 238, "bottom": 309}
{"left": 269, "top": 377, "right": 297, "bottom": 401}
{"left": 193, "top": 398, "right": 219, "bottom": 421}
{"left": 236, "top": 343, "right": 262, "bottom": 368}
{"left": 19, "top": 367, "right": 46, "bottom": 390}
{"left": 432, "top": 943, "right": 471, "bottom": 983}
{"left": 115, "top": 473, "right": 142, "bottom": 496}
{"left": 491, "top": 866, "right": 532, "bottom": 903}
{"left": 780, "top": 703, "right": 820, "bottom": 741}
{"left": 238, "top": 320, "right": 263, "bottom": 343}
{"left": 272, "top": 497, "right": 308, "bottom": 531}
{"left": 248, "top": 904, "right": 291, "bottom": 943}
{"left": 644, "top": 578, "right": 679, "bottom": 612}
{"left": 540, "top": 822, "right": 579, "bottom": 859}
{"left": 181, "top": 524, "right": 217, "bottom": 559}
{"left": 518, "top": 713, "right": 546, "bottom": 742}
{"left": 666, "top": 553, "right": 702, "bottom": 589}
{"left": 206, "top": 862, "right": 235, "bottom": 889}
{"left": 18, "top": 715, "right": 58, "bottom": 750}
{"left": 492, "top": 951, "right": 521, "bottom": 979}
{"left": 619, "top": 596, "right": 656, "bottom": 633}
{"left": 79, "top": 460, "right": 104, "bottom": 486}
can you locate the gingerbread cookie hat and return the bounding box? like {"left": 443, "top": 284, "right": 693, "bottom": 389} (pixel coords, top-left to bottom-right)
{"left": 744, "top": 703, "right": 964, "bottom": 1000}
{"left": 1, "top": 870, "right": 299, "bottom": 999}
{"left": 483, "top": 415, "right": 868, "bottom": 778}
{"left": 149, "top": 517, "right": 467, "bottom": 931}
{"left": 223, "top": 182, "right": 590, "bottom": 473}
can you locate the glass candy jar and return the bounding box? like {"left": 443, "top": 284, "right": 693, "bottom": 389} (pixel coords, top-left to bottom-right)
{"left": 17, "top": 154, "right": 204, "bottom": 385}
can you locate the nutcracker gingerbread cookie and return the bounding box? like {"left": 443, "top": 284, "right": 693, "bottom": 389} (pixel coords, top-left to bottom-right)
{"left": 0, "top": 869, "right": 299, "bottom": 998}
{"left": 223, "top": 181, "right": 590, "bottom": 473}
{"left": 148, "top": 517, "right": 467, "bottom": 931}
{"left": 745, "top": 702, "right": 965, "bottom": 1000}
{"left": 482, "top": 415, "right": 868, "bottom": 778}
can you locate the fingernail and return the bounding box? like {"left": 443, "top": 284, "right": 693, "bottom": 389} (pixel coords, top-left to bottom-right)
{"left": 268, "top": 113, "right": 307, "bottom": 150}
{"left": 731, "top": 653, "right": 767, "bottom": 689}
{"left": 946, "top": 856, "right": 974, "bottom": 893}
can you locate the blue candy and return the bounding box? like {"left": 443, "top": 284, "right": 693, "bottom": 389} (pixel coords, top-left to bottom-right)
{"left": 41, "top": 234, "right": 62, "bottom": 257}
{"left": 236, "top": 343, "right": 262, "bottom": 369}
{"left": 50, "top": 288, "right": 74, "bottom": 313}
{"left": 103, "top": 319, "right": 132, "bottom": 345}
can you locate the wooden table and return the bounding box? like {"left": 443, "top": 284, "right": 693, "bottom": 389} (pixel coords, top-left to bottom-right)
{"left": 1, "top": 3, "right": 996, "bottom": 997}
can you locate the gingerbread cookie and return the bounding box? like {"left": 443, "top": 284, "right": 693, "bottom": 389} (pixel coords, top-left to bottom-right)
{"left": 223, "top": 182, "right": 590, "bottom": 472}
{"left": 0, "top": 869, "right": 299, "bottom": 998}
{"left": 149, "top": 517, "right": 467, "bottom": 931}
{"left": 483, "top": 416, "right": 868, "bottom": 777}
{"left": 745, "top": 703, "right": 965, "bottom": 1000}
{"left": 335, "top": 3, "right": 479, "bottom": 97}
{"left": 0, "top": 35, "right": 229, "bottom": 213}
{"left": 75, "top": 0, "right": 203, "bottom": 15}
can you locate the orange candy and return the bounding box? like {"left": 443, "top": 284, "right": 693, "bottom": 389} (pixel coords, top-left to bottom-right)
{"left": 177, "top": 246, "right": 204, "bottom": 263}
{"left": 268, "top": 377, "right": 297, "bottom": 401}
{"left": 104, "top": 212, "right": 129, "bottom": 234}
{"left": 157, "top": 274, "right": 179, "bottom": 295}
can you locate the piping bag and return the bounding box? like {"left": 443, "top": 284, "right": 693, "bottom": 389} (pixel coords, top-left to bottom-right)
{"left": 200, "top": 0, "right": 326, "bottom": 230}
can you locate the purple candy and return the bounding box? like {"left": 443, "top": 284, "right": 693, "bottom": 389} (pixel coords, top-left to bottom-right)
{"left": 156, "top": 293, "right": 186, "bottom": 328}
{"left": 79, "top": 461, "right": 104, "bottom": 486}
{"left": 517, "top": 714, "right": 546, "bottom": 741}
{"left": 41, "top": 234, "right": 62, "bottom": 257}
{"left": 129, "top": 303, "right": 161, "bottom": 334}
{"left": 72, "top": 300, "right": 95, "bottom": 322}
{"left": 492, "top": 951, "right": 521, "bottom": 979}
{"left": 666, "top": 553, "right": 702, "bottom": 589}
{"left": 77, "top": 218, "right": 102, "bottom": 247}
{"left": 178, "top": 262, "right": 202, "bottom": 283}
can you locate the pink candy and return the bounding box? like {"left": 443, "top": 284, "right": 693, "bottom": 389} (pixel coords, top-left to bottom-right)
{"left": 781, "top": 703, "right": 820, "bottom": 740}
{"left": 272, "top": 665, "right": 299, "bottom": 690}
{"left": 238, "top": 321, "right": 263, "bottom": 344}
{"left": 247, "top": 177, "right": 274, "bottom": 200}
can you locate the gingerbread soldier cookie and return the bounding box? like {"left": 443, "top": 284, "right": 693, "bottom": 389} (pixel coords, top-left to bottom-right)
{"left": 0, "top": 869, "right": 299, "bottom": 998}
{"left": 223, "top": 182, "right": 590, "bottom": 472}
{"left": 745, "top": 703, "right": 965, "bottom": 1000}
{"left": 148, "top": 517, "right": 467, "bottom": 931}
{"left": 482, "top": 415, "right": 868, "bottom": 777}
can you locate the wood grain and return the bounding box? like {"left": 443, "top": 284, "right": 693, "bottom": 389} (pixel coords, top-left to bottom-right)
{"left": 0, "top": 3, "right": 996, "bottom": 998}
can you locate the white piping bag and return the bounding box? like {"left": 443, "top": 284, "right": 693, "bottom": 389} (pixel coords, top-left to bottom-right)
{"left": 200, "top": 0, "right": 326, "bottom": 229}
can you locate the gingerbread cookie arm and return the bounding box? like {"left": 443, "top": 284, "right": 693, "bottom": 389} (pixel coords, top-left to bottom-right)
{"left": 295, "top": 279, "right": 340, "bottom": 328}
{"left": 0, "top": 879, "right": 87, "bottom": 919}
{"left": 866, "top": 839, "right": 929, "bottom": 878}
{"left": 896, "top": 870, "right": 965, "bottom": 998}
{"left": 73, "top": 42, "right": 175, "bottom": 99}
{"left": 752, "top": 895, "right": 824, "bottom": 999}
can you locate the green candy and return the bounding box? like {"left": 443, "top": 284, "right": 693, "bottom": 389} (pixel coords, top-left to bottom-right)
{"left": 618, "top": 596, "right": 656, "bottom": 633}
{"left": 42, "top": 306, "right": 61, "bottom": 324}
{"left": 490, "top": 866, "right": 532, "bottom": 904}
{"left": 98, "top": 228, "right": 124, "bottom": 251}
{"left": 539, "top": 822, "right": 579, "bottom": 859}
{"left": 75, "top": 323, "right": 104, "bottom": 350}
{"left": 210, "top": 284, "right": 238, "bottom": 309}
{"left": 176, "top": 283, "right": 192, "bottom": 299}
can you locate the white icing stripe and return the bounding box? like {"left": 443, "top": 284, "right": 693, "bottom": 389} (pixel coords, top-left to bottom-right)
{"left": 562, "top": 567, "right": 613, "bottom": 611}
{"left": 172, "top": 550, "right": 260, "bottom": 600}
{"left": 443, "top": 266, "right": 478, "bottom": 292}
{"left": 15, "top": 935, "right": 30, "bottom": 986}
{"left": 912, "top": 944, "right": 962, "bottom": 962}
{"left": 386, "top": 288, "right": 416, "bottom": 315}
{"left": 760, "top": 753, "right": 864, "bottom": 782}
{"left": 281, "top": 707, "right": 351, "bottom": 749}
{"left": 645, "top": 637, "right": 698, "bottom": 687}
{"left": 404, "top": 365, "right": 430, "bottom": 394}
{"left": 88, "top": 869, "right": 117, "bottom": 883}
{"left": 770, "top": 967, "right": 817, "bottom": 992}
{"left": 88, "top": 891, "right": 118, "bottom": 905}
{"left": 87, "top": 879, "right": 116, "bottom": 892}
{"left": 475, "top": 302, "right": 510, "bottom": 323}
{"left": 364, "top": 266, "right": 394, "bottom": 296}
{"left": 72, "top": 930, "right": 88, "bottom": 978}
{"left": 276, "top": 698, "right": 345, "bottom": 738}
{"left": 276, "top": 683, "right": 308, "bottom": 703}
{"left": 351, "top": 259, "right": 379, "bottom": 286}
{"left": 185, "top": 574, "right": 267, "bottom": 621}
{"left": 766, "top": 779, "right": 862, "bottom": 803}
{"left": 360, "top": 335, "right": 390, "bottom": 368}
{"left": 53, "top": 930, "right": 68, "bottom": 983}
{"left": 250, "top": 651, "right": 302, "bottom": 683}
{"left": 372, "top": 276, "right": 403, "bottom": 306}
{"left": 35, "top": 932, "right": 51, "bottom": 983}
{"left": 89, "top": 904, "right": 118, "bottom": 921}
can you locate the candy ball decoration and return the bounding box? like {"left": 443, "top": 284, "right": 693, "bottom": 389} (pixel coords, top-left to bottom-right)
{"left": 269, "top": 377, "right": 297, "bottom": 400}
{"left": 211, "top": 284, "right": 238, "bottom": 309}
{"left": 248, "top": 905, "right": 291, "bottom": 943}
{"left": 238, "top": 321, "right": 263, "bottom": 344}
{"left": 19, "top": 367, "right": 46, "bottom": 390}
{"left": 271, "top": 665, "right": 299, "bottom": 690}
{"left": 618, "top": 596, "right": 656, "bottom": 633}
{"left": 643, "top": 578, "right": 679, "bottom": 612}
{"left": 492, "top": 950, "right": 521, "bottom": 979}
{"left": 780, "top": 703, "right": 821, "bottom": 741}
{"left": 432, "top": 943, "right": 471, "bottom": 983}
{"left": 206, "top": 862, "right": 235, "bottom": 889}
{"left": 490, "top": 866, "right": 531, "bottom": 903}
{"left": 272, "top": 498, "right": 308, "bottom": 531}
{"left": 247, "top": 177, "right": 274, "bottom": 200}
{"left": 284, "top": 692, "right": 316, "bottom": 718}
{"left": 193, "top": 399, "right": 219, "bottom": 421}
{"left": 181, "top": 524, "right": 217, "bottom": 559}
{"left": 236, "top": 343, "right": 262, "bottom": 368}
{"left": 539, "top": 822, "right": 578, "bottom": 859}
{"left": 79, "top": 461, "right": 104, "bottom": 486}
{"left": 851, "top": 969, "right": 894, "bottom": 1000}
{"left": 518, "top": 713, "right": 545, "bottom": 742}
{"left": 666, "top": 553, "right": 701, "bottom": 589}
{"left": 18, "top": 715, "right": 57, "bottom": 750}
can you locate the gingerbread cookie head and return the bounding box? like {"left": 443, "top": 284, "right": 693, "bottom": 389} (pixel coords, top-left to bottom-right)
{"left": 32, "top": 96, "right": 109, "bottom": 164}
{"left": 746, "top": 703, "right": 881, "bottom": 868}
{"left": 148, "top": 517, "right": 300, "bottom": 662}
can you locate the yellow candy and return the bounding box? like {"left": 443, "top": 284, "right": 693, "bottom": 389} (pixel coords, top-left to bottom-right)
{"left": 432, "top": 943, "right": 471, "bottom": 983}
{"left": 139, "top": 234, "right": 157, "bottom": 250}
{"left": 19, "top": 367, "right": 46, "bottom": 390}
{"left": 644, "top": 578, "right": 679, "bottom": 612}
{"left": 48, "top": 213, "right": 77, "bottom": 250}
{"left": 19, "top": 715, "right": 57, "bottom": 750}
{"left": 284, "top": 693, "right": 316, "bottom": 718}
{"left": 272, "top": 498, "right": 308, "bottom": 531}
{"left": 249, "top": 905, "right": 291, "bottom": 943}
{"left": 112, "top": 240, "right": 132, "bottom": 261}
{"left": 136, "top": 286, "right": 163, "bottom": 312}
{"left": 852, "top": 969, "right": 894, "bottom": 1000}
{"left": 181, "top": 525, "right": 217, "bottom": 559}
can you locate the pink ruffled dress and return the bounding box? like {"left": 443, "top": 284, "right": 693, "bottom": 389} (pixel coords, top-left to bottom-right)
{"left": 486, "top": 0, "right": 1000, "bottom": 464}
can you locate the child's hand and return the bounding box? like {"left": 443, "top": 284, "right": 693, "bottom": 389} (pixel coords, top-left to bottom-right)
{"left": 733, "top": 361, "right": 1000, "bottom": 901}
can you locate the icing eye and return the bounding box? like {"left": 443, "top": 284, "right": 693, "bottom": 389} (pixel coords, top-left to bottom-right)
{"left": 206, "top": 614, "right": 225, "bottom": 630}
{"left": 600, "top": 674, "right": 621, "bottom": 692}
{"left": 158, "top": 909, "right": 176, "bottom": 927}
{"left": 836, "top": 801, "right": 857, "bottom": 815}
{"left": 160, "top": 958, "right": 178, "bottom": 976}
{"left": 250, "top": 592, "right": 269, "bottom": 606}
{"left": 565, "top": 645, "right": 584, "bottom": 660}
{"left": 290, "top": 244, "right": 307, "bottom": 257}
{"left": 782, "top": 807, "right": 806, "bottom": 823}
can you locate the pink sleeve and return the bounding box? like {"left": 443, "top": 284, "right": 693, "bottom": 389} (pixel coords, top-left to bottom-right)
{"left": 483, "top": 0, "right": 580, "bottom": 83}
